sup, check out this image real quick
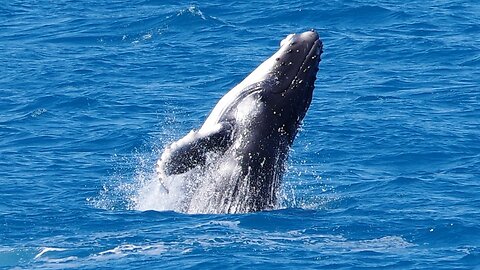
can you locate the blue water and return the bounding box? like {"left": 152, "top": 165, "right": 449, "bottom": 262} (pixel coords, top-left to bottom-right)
{"left": 1, "top": 0, "right": 479, "bottom": 268}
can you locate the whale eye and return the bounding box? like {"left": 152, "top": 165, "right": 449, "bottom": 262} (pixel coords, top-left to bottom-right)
{"left": 280, "top": 34, "right": 295, "bottom": 47}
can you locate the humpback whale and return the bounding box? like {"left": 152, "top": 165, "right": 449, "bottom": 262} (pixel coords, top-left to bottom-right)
{"left": 156, "top": 30, "right": 323, "bottom": 213}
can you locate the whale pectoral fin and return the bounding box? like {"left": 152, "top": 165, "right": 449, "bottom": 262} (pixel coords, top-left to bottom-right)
{"left": 158, "top": 122, "right": 234, "bottom": 175}
{"left": 203, "top": 121, "right": 234, "bottom": 150}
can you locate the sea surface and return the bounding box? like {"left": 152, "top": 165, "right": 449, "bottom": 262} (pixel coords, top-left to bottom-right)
{"left": 1, "top": 0, "right": 479, "bottom": 269}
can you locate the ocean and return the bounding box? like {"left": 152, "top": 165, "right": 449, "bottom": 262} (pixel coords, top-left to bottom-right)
{"left": 1, "top": 0, "right": 479, "bottom": 269}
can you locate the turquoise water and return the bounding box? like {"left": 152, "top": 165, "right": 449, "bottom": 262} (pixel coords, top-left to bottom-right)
{"left": 1, "top": 0, "right": 479, "bottom": 269}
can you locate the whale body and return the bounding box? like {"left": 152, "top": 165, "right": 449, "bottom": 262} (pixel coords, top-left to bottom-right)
{"left": 156, "top": 30, "right": 323, "bottom": 213}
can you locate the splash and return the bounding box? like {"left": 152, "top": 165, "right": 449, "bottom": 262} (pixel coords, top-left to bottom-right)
{"left": 129, "top": 138, "right": 332, "bottom": 214}
{"left": 90, "top": 117, "right": 331, "bottom": 214}
{"left": 131, "top": 145, "right": 275, "bottom": 214}
{"left": 91, "top": 136, "right": 331, "bottom": 214}
{"left": 174, "top": 5, "right": 207, "bottom": 20}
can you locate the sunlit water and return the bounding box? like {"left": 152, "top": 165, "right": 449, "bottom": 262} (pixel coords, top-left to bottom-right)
{"left": 1, "top": 0, "right": 479, "bottom": 269}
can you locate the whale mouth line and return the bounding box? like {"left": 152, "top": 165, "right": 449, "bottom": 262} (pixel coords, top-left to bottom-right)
{"left": 274, "top": 38, "right": 322, "bottom": 95}
{"left": 291, "top": 38, "right": 322, "bottom": 84}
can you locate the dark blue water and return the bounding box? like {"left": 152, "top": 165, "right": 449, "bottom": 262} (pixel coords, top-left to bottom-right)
{"left": 1, "top": 0, "right": 479, "bottom": 269}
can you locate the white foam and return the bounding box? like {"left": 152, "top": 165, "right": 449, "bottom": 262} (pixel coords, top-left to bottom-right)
{"left": 334, "top": 236, "right": 416, "bottom": 252}
{"left": 94, "top": 243, "right": 165, "bottom": 261}
{"left": 34, "top": 247, "right": 67, "bottom": 260}
{"left": 132, "top": 170, "right": 186, "bottom": 212}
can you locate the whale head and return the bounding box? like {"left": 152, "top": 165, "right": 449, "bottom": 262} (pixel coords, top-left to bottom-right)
{"left": 249, "top": 30, "right": 323, "bottom": 142}
{"left": 267, "top": 29, "right": 322, "bottom": 95}
{"left": 201, "top": 30, "right": 323, "bottom": 136}
{"left": 264, "top": 30, "right": 322, "bottom": 119}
